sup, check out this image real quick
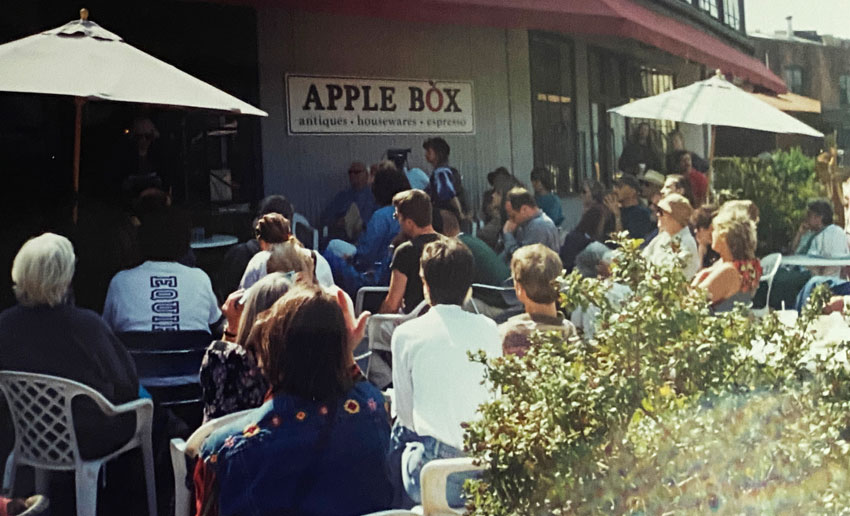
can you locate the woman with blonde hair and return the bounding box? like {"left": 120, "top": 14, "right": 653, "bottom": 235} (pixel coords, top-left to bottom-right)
{"left": 691, "top": 212, "right": 762, "bottom": 312}
{"left": 239, "top": 213, "right": 334, "bottom": 289}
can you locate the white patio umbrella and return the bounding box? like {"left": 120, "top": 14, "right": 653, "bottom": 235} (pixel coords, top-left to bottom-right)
{"left": 0, "top": 9, "right": 267, "bottom": 212}
{"left": 608, "top": 73, "right": 823, "bottom": 138}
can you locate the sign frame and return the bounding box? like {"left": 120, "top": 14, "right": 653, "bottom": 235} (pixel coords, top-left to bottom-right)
{"left": 284, "top": 73, "right": 476, "bottom": 136}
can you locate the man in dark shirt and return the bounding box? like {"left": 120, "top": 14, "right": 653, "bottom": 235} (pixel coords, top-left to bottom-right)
{"left": 380, "top": 190, "right": 441, "bottom": 313}
{"left": 604, "top": 174, "right": 654, "bottom": 240}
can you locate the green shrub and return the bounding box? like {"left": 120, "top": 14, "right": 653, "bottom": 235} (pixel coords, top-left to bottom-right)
{"left": 713, "top": 148, "right": 823, "bottom": 255}
{"left": 463, "top": 234, "right": 850, "bottom": 515}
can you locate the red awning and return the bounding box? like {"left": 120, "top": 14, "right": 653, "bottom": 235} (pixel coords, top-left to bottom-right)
{"left": 266, "top": 0, "right": 786, "bottom": 93}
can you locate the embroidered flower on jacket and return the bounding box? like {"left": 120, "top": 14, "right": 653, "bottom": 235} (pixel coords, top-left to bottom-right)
{"left": 295, "top": 411, "right": 307, "bottom": 421}
{"left": 367, "top": 398, "right": 378, "bottom": 412}
{"left": 319, "top": 406, "right": 328, "bottom": 415}
{"left": 209, "top": 454, "right": 218, "bottom": 464}
{"left": 344, "top": 399, "right": 360, "bottom": 414}
{"left": 270, "top": 415, "right": 282, "bottom": 427}
{"left": 224, "top": 436, "right": 236, "bottom": 448}
{"left": 243, "top": 423, "right": 260, "bottom": 438}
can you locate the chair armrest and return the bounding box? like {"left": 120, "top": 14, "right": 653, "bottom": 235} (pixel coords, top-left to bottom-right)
{"left": 421, "top": 457, "right": 484, "bottom": 515}
{"left": 356, "top": 286, "right": 390, "bottom": 316}
{"left": 170, "top": 438, "right": 191, "bottom": 516}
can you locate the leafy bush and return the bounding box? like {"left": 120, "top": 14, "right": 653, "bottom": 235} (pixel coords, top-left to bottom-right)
{"left": 713, "top": 148, "right": 823, "bottom": 255}
{"left": 463, "top": 234, "right": 850, "bottom": 515}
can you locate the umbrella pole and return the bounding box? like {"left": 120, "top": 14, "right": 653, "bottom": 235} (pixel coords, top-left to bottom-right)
{"left": 72, "top": 96, "right": 85, "bottom": 223}
{"left": 708, "top": 124, "right": 717, "bottom": 202}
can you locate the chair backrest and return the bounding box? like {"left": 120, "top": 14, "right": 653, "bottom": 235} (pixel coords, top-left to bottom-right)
{"left": 365, "top": 301, "right": 429, "bottom": 389}
{"left": 118, "top": 331, "right": 212, "bottom": 382}
{"left": 185, "top": 408, "right": 254, "bottom": 459}
{"left": 355, "top": 286, "right": 390, "bottom": 316}
{"left": 0, "top": 371, "right": 114, "bottom": 469}
{"left": 292, "top": 212, "right": 319, "bottom": 251}
{"left": 759, "top": 253, "right": 782, "bottom": 281}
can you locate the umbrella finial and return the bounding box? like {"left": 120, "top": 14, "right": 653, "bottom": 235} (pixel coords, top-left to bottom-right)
{"left": 80, "top": 8, "right": 89, "bottom": 21}
{"left": 715, "top": 69, "right": 723, "bottom": 77}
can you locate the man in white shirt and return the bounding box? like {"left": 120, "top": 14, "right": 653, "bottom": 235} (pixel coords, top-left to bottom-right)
{"left": 642, "top": 193, "right": 700, "bottom": 280}
{"left": 103, "top": 208, "right": 221, "bottom": 333}
{"left": 793, "top": 198, "right": 849, "bottom": 277}
{"left": 390, "top": 238, "right": 501, "bottom": 507}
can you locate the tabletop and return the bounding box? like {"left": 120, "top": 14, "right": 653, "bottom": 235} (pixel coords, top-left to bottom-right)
{"left": 190, "top": 234, "right": 238, "bottom": 250}
{"left": 780, "top": 254, "right": 850, "bottom": 267}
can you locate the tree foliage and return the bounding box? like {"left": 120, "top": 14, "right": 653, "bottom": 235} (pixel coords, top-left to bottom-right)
{"left": 463, "top": 234, "right": 850, "bottom": 515}
{"left": 713, "top": 149, "right": 823, "bottom": 255}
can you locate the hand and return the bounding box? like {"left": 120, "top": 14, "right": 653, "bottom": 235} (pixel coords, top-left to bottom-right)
{"left": 503, "top": 219, "right": 517, "bottom": 234}
{"left": 221, "top": 289, "right": 245, "bottom": 336}
{"left": 824, "top": 295, "right": 845, "bottom": 315}
{"left": 603, "top": 193, "right": 620, "bottom": 218}
{"left": 333, "top": 287, "right": 369, "bottom": 357}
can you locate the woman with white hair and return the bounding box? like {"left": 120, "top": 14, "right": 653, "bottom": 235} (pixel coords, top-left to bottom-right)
{"left": 0, "top": 233, "right": 139, "bottom": 458}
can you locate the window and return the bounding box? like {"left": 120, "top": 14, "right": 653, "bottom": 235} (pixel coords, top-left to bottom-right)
{"left": 699, "top": 0, "right": 719, "bottom": 19}
{"left": 723, "top": 0, "right": 739, "bottom": 29}
{"left": 783, "top": 66, "right": 804, "bottom": 94}
{"left": 840, "top": 75, "right": 850, "bottom": 107}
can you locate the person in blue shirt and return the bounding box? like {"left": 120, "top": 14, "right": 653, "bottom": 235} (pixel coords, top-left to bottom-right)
{"left": 324, "top": 162, "right": 410, "bottom": 296}
{"left": 320, "top": 162, "right": 377, "bottom": 241}
{"left": 423, "top": 137, "right": 468, "bottom": 232}
{"left": 530, "top": 167, "right": 564, "bottom": 227}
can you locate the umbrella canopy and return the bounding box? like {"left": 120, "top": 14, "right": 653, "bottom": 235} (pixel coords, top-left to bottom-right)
{"left": 0, "top": 15, "right": 267, "bottom": 116}
{"left": 608, "top": 74, "right": 822, "bottom": 138}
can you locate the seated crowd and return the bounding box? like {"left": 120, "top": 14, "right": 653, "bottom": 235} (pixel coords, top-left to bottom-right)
{"left": 4, "top": 132, "right": 843, "bottom": 516}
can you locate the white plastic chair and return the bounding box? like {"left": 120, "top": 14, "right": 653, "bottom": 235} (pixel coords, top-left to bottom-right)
{"left": 365, "top": 300, "right": 429, "bottom": 389}
{"left": 0, "top": 371, "right": 156, "bottom": 516}
{"left": 170, "top": 409, "right": 254, "bottom": 516}
{"left": 292, "top": 212, "right": 319, "bottom": 251}
{"left": 361, "top": 457, "right": 484, "bottom": 516}
{"left": 753, "top": 252, "right": 782, "bottom": 317}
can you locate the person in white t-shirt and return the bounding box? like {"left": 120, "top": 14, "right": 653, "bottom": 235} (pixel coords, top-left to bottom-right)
{"left": 103, "top": 208, "right": 221, "bottom": 333}
{"left": 643, "top": 193, "right": 700, "bottom": 280}
{"left": 390, "top": 238, "right": 501, "bottom": 508}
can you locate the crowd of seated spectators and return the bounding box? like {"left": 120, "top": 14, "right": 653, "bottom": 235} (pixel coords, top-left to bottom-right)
{"left": 12, "top": 131, "right": 849, "bottom": 516}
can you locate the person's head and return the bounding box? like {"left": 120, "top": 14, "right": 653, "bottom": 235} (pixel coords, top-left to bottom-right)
{"left": 691, "top": 204, "right": 718, "bottom": 246}
{"left": 511, "top": 244, "right": 562, "bottom": 307}
{"left": 575, "top": 202, "right": 608, "bottom": 241}
{"left": 668, "top": 130, "right": 685, "bottom": 151}
{"left": 711, "top": 212, "right": 757, "bottom": 261}
{"left": 718, "top": 199, "right": 759, "bottom": 224}
{"left": 130, "top": 117, "right": 159, "bottom": 155}
{"left": 673, "top": 150, "right": 692, "bottom": 174}
{"left": 255, "top": 213, "right": 292, "bottom": 249}
{"left": 256, "top": 195, "right": 294, "bottom": 221}
{"left": 634, "top": 122, "right": 651, "bottom": 145}
{"left": 487, "top": 167, "right": 511, "bottom": 187}
{"left": 614, "top": 174, "right": 641, "bottom": 203}
{"left": 805, "top": 199, "right": 834, "bottom": 230}
{"left": 236, "top": 272, "right": 294, "bottom": 350}
{"left": 258, "top": 286, "right": 353, "bottom": 402}
{"left": 12, "top": 233, "right": 75, "bottom": 307}
{"left": 347, "top": 161, "right": 369, "bottom": 189}
{"left": 138, "top": 207, "right": 190, "bottom": 261}
{"left": 661, "top": 174, "right": 694, "bottom": 206}
{"left": 639, "top": 170, "right": 665, "bottom": 204}
{"left": 575, "top": 242, "right": 616, "bottom": 279}
{"left": 505, "top": 187, "right": 539, "bottom": 225}
{"left": 655, "top": 193, "right": 693, "bottom": 235}
{"left": 267, "top": 240, "right": 315, "bottom": 285}
{"left": 371, "top": 161, "right": 411, "bottom": 206}
{"left": 393, "top": 189, "right": 432, "bottom": 236}
{"left": 581, "top": 180, "right": 607, "bottom": 208}
{"left": 530, "top": 167, "right": 554, "bottom": 194}
{"left": 132, "top": 187, "right": 171, "bottom": 218}
{"left": 438, "top": 209, "right": 461, "bottom": 238}
{"left": 423, "top": 137, "right": 450, "bottom": 167}
{"left": 419, "top": 237, "right": 473, "bottom": 306}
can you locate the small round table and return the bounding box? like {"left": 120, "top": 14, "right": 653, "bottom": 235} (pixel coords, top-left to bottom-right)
{"left": 190, "top": 234, "right": 238, "bottom": 250}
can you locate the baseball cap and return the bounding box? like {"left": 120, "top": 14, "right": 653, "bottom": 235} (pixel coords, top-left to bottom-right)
{"left": 657, "top": 193, "right": 693, "bottom": 227}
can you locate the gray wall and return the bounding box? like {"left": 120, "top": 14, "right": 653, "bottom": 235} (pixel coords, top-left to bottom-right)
{"left": 256, "top": 8, "right": 534, "bottom": 223}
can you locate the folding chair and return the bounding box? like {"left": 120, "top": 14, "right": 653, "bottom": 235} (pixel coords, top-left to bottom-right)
{"left": 0, "top": 371, "right": 156, "bottom": 516}
{"left": 292, "top": 212, "right": 320, "bottom": 251}
{"left": 365, "top": 301, "right": 428, "bottom": 389}
{"left": 170, "top": 409, "right": 254, "bottom": 516}
{"left": 117, "top": 331, "right": 212, "bottom": 427}
{"left": 355, "top": 286, "right": 390, "bottom": 316}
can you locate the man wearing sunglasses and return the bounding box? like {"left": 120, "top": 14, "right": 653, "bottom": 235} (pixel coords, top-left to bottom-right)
{"left": 642, "top": 193, "right": 700, "bottom": 280}
{"left": 320, "top": 162, "right": 377, "bottom": 241}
